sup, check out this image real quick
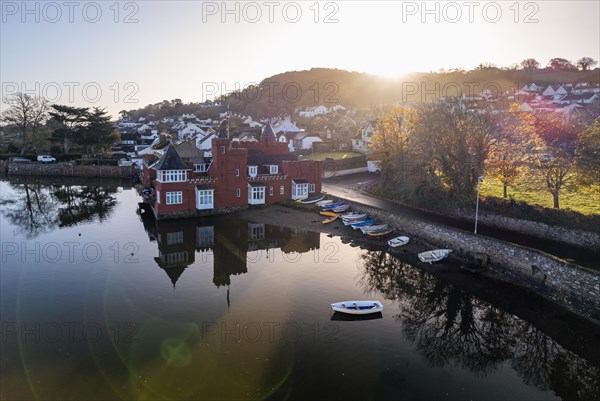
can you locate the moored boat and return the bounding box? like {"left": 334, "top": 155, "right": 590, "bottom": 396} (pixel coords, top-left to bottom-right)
{"left": 388, "top": 236, "right": 410, "bottom": 247}
{"left": 341, "top": 213, "right": 367, "bottom": 222}
{"left": 418, "top": 249, "right": 452, "bottom": 264}
{"left": 322, "top": 202, "right": 346, "bottom": 210}
{"left": 331, "top": 300, "right": 383, "bottom": 315}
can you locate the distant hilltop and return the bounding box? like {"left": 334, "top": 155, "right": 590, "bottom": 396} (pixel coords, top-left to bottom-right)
{"left": 123, "top": 66, "right": 600, "bottom": 119}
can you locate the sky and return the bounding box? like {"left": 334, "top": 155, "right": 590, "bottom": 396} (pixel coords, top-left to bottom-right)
{"left": 1, "top": 0, "right": 599, "bottom": 118}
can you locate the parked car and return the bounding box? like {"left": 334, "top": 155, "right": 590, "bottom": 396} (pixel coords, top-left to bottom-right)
{"left": 37, "top": 155, "right": 57, "bottom": 163}
{"left": 9, "top": 157, "right": 32, "bottom": 163}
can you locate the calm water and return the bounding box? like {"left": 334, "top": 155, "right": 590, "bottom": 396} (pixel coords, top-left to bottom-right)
{"left": 1, "top": 178, "right": 599, "bottom": 401}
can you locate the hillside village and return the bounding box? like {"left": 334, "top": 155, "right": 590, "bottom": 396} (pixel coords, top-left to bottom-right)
{"left": 114, "top": 80, "right": 600, "bottom": 164}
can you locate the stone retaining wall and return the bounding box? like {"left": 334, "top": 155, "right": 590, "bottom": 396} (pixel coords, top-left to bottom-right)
{"left": 332, "top": 195, "right": 600, "bottom": 323}
{"left": 457, "top": 210, "right": 600, "bottom": 250}
{"left": 7, "top": 163, "right": 136, "bottom": 178}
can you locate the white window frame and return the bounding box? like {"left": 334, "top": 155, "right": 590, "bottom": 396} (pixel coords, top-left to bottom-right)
{"left": 280, "top": 185, "right": 284, "bottom": 195}
{"left": 309, "top": 183, "right": 316, "bottom": 193}
{"left": 157, "top": 170, "right": 186, "bottom": 183}
{"left": 166, "top": 191, "right": 183, "bottom": 205}
{"left": 269, "top": 186, "right": 273, "bottom": 196}
{"left": 156, "top": 190, "right": 161, "bottom": 204}
{"left": 248, "top": 185, "right": 265, "bottom": 205}
{"left": 248, "top": 165, "right": 258, "bottom": 178}
{"left": 221, "top": 146, "right": 225, "bottom": 154}
{"left": 236, "top": 188, "right": 241, "bottom": 198}
{"left": 196, "top": 189, "right": 214, "bottom": 210}
{"left": 194, "top": 164, "right": 207, "bottom": 172}
{"left": 292, "top": 182, "right": 309, "bottom": 200}
{"left": 269, "top": 165, "right": 278, "bottom": 174}
{"left": 235, "top": 168, "right": 240, "bottom": 177}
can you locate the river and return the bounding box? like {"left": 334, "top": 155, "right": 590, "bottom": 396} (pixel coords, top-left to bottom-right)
{"left": 1, "top": 178, "right": 598, "bottom": 401}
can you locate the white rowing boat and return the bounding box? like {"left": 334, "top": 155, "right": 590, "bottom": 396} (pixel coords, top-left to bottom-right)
{"left": 418, "top": 249, "right": 452, "bottom": 263}
{"left": 331, "top": 300, "right": 383, "bottom": 315}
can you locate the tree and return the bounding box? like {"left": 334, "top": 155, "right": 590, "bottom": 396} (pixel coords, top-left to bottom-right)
{"left": 575, "top": 117, "right": 600, "bottom": 185}
{"left": 77, "top": 107, "right": 118, "bottom": 155}
{"left": 520, "top": 58, "right": 540, "bottom": 70}
{"left": 0, "top": 92, "right": 50, "bottom": 154}
{"left": 486, "top": 104, "right": 542, "bottom": 198}
{"left": 576, "top": 57, "right": 598, "bottom": 71}
{"left": 547, "top": 58, "right": 577, "bottom": 71}
{"left": 537, "top": 147, "right": 576, "bottom": 209}
{"left": 49, "top": 105, "right": 89, "bottom": 154}
{"left": 370, "top": 107, "right": 417, "bottom": 187}
{"left": 409, "top": 99, "right": 494, "bottom": 202}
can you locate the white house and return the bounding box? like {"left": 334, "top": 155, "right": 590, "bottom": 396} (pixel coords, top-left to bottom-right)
{"left": 178, "top": 122, "right": 206, "bottom": 139}
{"left": 290, "top": 132, "right": 322, "bottom": 151}
{"left": 299, "top": 105, "right": 329, "bottom": 118}
{"left": 272, "top": 116, "right": 302, "bottom": 134}
{"left": 352, "top": 121, "right": 377, "bottom": 154}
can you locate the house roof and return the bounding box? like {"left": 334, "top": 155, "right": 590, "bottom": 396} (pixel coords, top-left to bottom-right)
{"left": 154, "top": 144, "right": 190, "bottom": 171}
{"left": 174, "top": 139, "right": 204, "bottom": 159}
{"left": 246, "top": 149, "right": 298, "bottom": 167}
{"left": 248, "top": 182, "right": 266, "bottom": 187}
{"left": 261, "top": 123, "right": 277, "bottom": 139}
{"left": 196, "top": 184, "right": 214, "bottom": 190}
{"left": 292, "top": 179, "right": 308, "bottom": 184}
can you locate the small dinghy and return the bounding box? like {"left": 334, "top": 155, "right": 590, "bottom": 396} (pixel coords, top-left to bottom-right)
{"left": 299, "top": 194, "right": 325, "bottom": 204}
{"left": 316, "top": 199, "right": 333, "bottom": 207}
{"left": 368, "top": 228, "right": 395, "bottom": 238}
{"left": 322, "top": 215, "right": 338, "bottom": 224}
{"left": 350, "top": 219, "right": 376, "bottom": 229}
{"left": 341, "top": 213, "right": 367, "bottom": 222}
{"left": 388, "top": 236, "right": 409, "bottom": 247}
{"left": 331, "top": 204, "right": 350, "bottom": 213}
{"left": 319, "top": 211, "right": 338, "bottom": 217}
{"left": 360, "top": 224, "right": 388, "bottom": 234}
{"left": 331, "top": 300, "right": 383, "bottom": 315}
{"left": 322, "top": 202, "right": 346, "bottom": 210}
{"left": 418, "top": 249, "right": 452, "bottom": 264}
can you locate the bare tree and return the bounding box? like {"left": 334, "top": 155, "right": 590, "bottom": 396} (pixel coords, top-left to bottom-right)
{"left": 576, "top": 57, "right": 598, "bottom": 71}
{"left": 1, "top": 93, "right": 50, "bottom": 154}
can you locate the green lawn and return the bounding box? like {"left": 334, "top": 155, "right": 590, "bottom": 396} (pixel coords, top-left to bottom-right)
{"left": 301, "top": 152, "right": 362, "bottom": 161}
{"left": 480, "top": 176, "right": 600, "bottom": 216}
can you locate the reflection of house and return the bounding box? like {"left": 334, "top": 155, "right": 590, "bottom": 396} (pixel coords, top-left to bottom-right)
{"left": 142, "top": 123, "right": 322, "bottom": 219}
{"left": 352, "top": 120, "right": 377, "bottom": 154}
{"left": 139, "top": 213, "right": 320, "bottom": 289}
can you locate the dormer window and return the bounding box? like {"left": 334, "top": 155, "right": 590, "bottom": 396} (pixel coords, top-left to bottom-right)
{"left": 248, "top": 165, "right": 258, "bottom": 178}
{"left": 269, "top": 165, "right": 278, "bottom": 174}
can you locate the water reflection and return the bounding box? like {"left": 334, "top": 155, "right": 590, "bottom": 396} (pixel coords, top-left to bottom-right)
{"left": 138, "top": 209, "right": 320, "bottom": 289}
{"left": 0, "top": 178, "right": 119, "bottom": 238}
{"left": 360, "top": 250, "right": 600, "bottom": 401}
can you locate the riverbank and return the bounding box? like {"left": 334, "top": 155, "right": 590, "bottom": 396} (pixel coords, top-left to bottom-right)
{"left": 236, "top": 201, "right": 600, "bottom": 325}
{"left": 6, "top": 162, "right": 137, "bottom": 178}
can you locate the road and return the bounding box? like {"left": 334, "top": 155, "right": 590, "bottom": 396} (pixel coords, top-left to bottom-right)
{"left": 323, "top": 172, "right": 599, "bottom": 270}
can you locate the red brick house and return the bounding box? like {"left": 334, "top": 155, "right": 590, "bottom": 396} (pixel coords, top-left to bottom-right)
{"left": 141, "top": 124, "right": 322, "bottom": 219}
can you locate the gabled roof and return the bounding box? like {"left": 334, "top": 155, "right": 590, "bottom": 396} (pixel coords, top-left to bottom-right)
{"left": 174, "top": 140, "right": 204, "bottom": 159}
{"left": 246, "top": 149, "right": 298, "bottom": 167}
{"left": 261, "top": 123, "right": 277, "bottom": 139}
{"left": 154, "top": 144, "right": 190, "bottom": 171}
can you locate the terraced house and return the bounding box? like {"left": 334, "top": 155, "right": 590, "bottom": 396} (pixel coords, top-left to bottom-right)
{"left": 141, "top": 124, "right": 322, "bottom": 219}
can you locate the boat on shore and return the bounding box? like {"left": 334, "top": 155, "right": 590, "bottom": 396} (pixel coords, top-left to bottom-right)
{"left": 331, "top": 204, "right": 350, "bottom": 213}
{"left": 368, "top": 228, "right": 395, "bottom": 238}
{"left": 299, "top": 194, "right": 325, "bottom": 204}
{"left": 331, "top": 300, "right": 383, "bottom": 315}
{"left": 360, "top": 224, "right": 388, "bottom": 234}
{"left": 319, "top": 211, "right": 338, "bottom": 217}
{"left": 350, "top": 219, "right": 376, "bottom": 229}
{"left": 418, "top": 249, "right": 452, "bottom": 263}
{"left": 316, "top": 199, "right": 333, "bottom": 207}
{"left": 388, "top": 236, "right": 409, "bottom": 247}
{"left": 322, "top": 215, "right": 338, "bottom": 224}
{"left": 321, "top": 202, "right": 346, "bottom": 210}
